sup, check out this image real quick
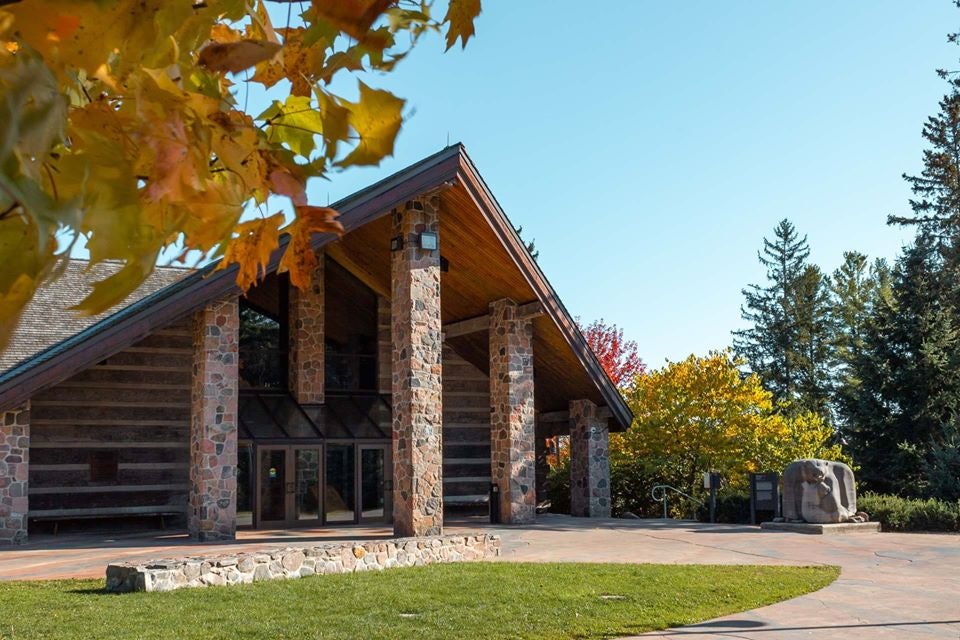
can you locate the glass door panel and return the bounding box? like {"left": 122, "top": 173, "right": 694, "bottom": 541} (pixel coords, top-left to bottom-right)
{"left": 259, "top": 448, "right": 288, "bottom": 523}
{"left": 237, "top": 443, "right": 254, "bottom": 527}
{"left": 359, "top": 446, "right": 387, "bottom": 521}
{"left": 325, "top": 444, "right": 355, "bottom": 523}
{"left": 295, "top": 448, "right": 322, "bottom": 522}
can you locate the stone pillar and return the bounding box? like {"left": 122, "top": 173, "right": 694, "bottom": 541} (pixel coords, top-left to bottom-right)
{"left": 390, "top": 195, "right": 444, "bottom": 537}
{"left": 489, "top": 299, "right": 536, "bottom": 524}
{"left": 0, "top": 403, "right": 29, "bottom": 545}
{"left": 569, "top": 399, "right": 611, "bottom": 518}
{"left": 377, "top": 295, "right": 392, "bottom": 396}
{"left": 189, "top": 298, "right": 239, "bottom": 541}
{"left": 288, "top": 258, "right": 325, "bottom": 404}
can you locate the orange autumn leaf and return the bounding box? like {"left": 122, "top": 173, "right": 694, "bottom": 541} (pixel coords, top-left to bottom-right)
{"left": 311, "top": 0, "right": 394, "bottom": 41}
{"left": 218, "top": 214, "right": 284, "bottom": 290}
{"left": 198, "top": 39, "right": 282, "bottom": 73}
{"left": 279, "top": 205, "right": 344, "bottom": 288}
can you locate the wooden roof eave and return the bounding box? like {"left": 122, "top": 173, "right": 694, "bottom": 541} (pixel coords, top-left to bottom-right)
{"left": 451, "top": 150, "right": 634, "bottom": 432}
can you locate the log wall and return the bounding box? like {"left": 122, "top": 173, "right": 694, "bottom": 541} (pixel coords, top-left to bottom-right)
{"left": 28, "top": 318, "right": 193, "bottom": 521}
{"left": 442, "top": 345, "right": 492, "bottom": 507}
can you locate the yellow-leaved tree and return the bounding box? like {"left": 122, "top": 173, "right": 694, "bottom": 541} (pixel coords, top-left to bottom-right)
{"left": 616, "top": 350, "right": 849, "bottom": 503}
{"left": 0, "top": 0, "right": 481, "bottom": 348}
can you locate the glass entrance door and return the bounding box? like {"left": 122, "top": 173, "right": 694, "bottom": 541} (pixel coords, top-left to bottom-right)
{"left": 358, "top": 445, "right": 390, "bottom": 522}
{"left": 258, "top": 447, "right": 289, "bottom": 526}
{"left": 254, "top": 443, "right": 390, "bottom": 527}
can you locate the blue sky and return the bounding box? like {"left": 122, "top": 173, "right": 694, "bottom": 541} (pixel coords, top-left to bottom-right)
{"left": 312, "top": 2, "right": 957, "bottom": 367}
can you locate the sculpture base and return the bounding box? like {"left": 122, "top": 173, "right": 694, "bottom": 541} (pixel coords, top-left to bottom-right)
{"left": 760, "top": 521, "right": 881, "bottom": 535}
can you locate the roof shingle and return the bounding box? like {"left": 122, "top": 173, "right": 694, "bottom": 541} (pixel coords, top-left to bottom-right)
{"left": 0, "top": 260, "right": 190, "bottom": 373}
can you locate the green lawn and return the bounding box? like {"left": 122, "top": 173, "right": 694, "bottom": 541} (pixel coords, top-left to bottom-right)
{"left": 0, "top": 563, "right": 838, "bottom": 639}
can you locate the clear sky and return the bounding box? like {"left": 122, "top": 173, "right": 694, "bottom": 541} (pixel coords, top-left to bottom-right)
{"left": 311, "top": 1, "right": 957, "bottom": 367}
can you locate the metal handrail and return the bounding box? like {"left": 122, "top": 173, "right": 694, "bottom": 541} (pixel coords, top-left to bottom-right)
{"left": 650, "top": 484, "right": 704, "bottom": 519}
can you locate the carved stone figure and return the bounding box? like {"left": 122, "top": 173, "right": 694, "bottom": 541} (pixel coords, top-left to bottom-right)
{"left": 782, "top": 459, "right": 868, "bottom": 524}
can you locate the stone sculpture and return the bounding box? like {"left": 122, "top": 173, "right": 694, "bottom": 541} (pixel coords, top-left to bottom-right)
{"left": 782, "top": 459, "right": 868, "bottom": 524}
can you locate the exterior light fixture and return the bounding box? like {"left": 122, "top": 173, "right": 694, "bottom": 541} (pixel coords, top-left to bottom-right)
{"left": 418, "top": 231, "right": 438, "bottom": 251}
{"left": 390, "top": 235, "right": 404, "bottom": 252}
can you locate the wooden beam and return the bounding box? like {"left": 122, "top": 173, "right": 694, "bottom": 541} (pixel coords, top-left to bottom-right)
{"left": 443, "top": 315, "right": 489, "bottom": 339}
{"left": 537, "top": 406, "right": 612, "bottom": 423}
{"left": 442, "top": 301, "right": 544, "bottom": 339}
{"left": 326, "top": 243, "right": 390, "bottom": 298}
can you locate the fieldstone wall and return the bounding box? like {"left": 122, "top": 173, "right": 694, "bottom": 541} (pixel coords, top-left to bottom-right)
{"left": 289, "top": 258, "right": 325, "bottom": 404}
{"left": 489, "top": 299, "right": 536, "bottom": 524}
{"left": 390, "top": 195, "right": 444, "bottom": 537}
{"left": 377, "top": 295, "right": 392, "bottom": 395}
{"left": 105, "top": 532, "right": 500, "bottom": 593}
{"left": 0, "top": 403, "right": 29, "bottom": 545}
{"left": 189, "top": 298, "right": 239, "bottom": 541}
{"left": 569, "top": 399, "right": 611, "bottom": 518}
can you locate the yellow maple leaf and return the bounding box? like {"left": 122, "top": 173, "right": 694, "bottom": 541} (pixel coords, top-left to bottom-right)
{"left": 337, "top": 81, "right": 404, "bottom": 167}
{"left": 443, "top": 0, "right": 481, "bottom": 50}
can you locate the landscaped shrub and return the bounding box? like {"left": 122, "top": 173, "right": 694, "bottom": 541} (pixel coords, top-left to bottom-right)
{"left": 858, "top": 492, "right": 960, "bottom": 532}
{"left": 546, "top": 461, "right": 571, "bottom": 514}
{"left": 696, "top": 491, "right": 752, "bottom": 524}
{"left": 547, "top": 457, "right": 677, "bottom": 517}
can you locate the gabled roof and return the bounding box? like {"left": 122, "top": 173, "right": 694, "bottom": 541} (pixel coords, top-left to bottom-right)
{"left": 0, "top": 145, "right": 632, "bottom": 429}
{"left": 0, "top": 260, "right": 190, "bottom": 373}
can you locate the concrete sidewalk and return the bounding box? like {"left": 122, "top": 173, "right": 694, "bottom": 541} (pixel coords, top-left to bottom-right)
{"left": 485, "top": 515, "right": 960, "bottom": 639}
{"left": 0, "top": 515, "right": 957, "bottom": 638}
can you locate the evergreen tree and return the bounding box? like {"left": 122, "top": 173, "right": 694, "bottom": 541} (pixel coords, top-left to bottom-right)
{"left": 848, "top": 234, "right": 960, "bottom": 495}
{"left": 888, "top": 91, "right": 960, "bottom": 242}
{"left": 734, "top": 219, "right": 832, "bottom": 414}
{"left": 793, "top": 264, "right": 833, "bottom": 416}
{"left": 829, "top": 253, "right": 890, "bottom": 432}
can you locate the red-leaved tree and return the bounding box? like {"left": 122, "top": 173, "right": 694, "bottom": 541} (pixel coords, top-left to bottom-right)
{"left": 579, "top": 318, "right": 646, "bottom": 388}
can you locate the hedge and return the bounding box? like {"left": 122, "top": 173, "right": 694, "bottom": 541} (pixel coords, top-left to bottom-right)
{"left": 857, "top": 492, "right": 960, "bottom": 532}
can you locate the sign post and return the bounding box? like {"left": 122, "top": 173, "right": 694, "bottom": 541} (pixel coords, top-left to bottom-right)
{"left": 749, "top": 472, "right": 780, "bottom": 524}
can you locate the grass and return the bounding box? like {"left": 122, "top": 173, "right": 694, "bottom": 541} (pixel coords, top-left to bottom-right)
{"left": 0, "top": 562, "right": 839, "bottom": 639}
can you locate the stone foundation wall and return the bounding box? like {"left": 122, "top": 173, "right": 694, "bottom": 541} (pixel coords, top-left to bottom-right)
{"left": 390, "top": 195, "right": 444, "bottom": 537}
{"left": 189, "top": 298, "right": 239, "bottom": 541}
{"left": 105, "top": 532, "right": 500, "bottom": 593}
{"left": 489, "top": 299, "right": 536, "bottom": 524}
{"left": 289, "top": 259, "right": 325, "bottom": 404}
{"left": 569, "top": 399, "right": 611, "bottom": 518}
{"left": 0, "top": 403, "right": 29, "bottom": 545}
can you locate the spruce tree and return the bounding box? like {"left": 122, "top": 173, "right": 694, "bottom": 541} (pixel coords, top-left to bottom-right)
{"left": 849, "top": 234, "right": 960, "bottom": 494}
{"left": 793, "top": 264, "right": 833, "bottom": 416}
{"left": 829, "top": 253, "right": 890, "bottom": 433}
{"left": 734, "top": 219, "right": 832, "bottom": 413}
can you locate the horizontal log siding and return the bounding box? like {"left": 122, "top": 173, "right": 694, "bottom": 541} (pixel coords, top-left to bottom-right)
{"left": 28, "top": 320, "right": 192, "bottom": 519}
{"left": 442, "top": 345, "right": 491, "bottom": 505}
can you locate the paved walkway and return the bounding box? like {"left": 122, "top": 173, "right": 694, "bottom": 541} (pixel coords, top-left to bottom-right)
{"left": 486, "top": 516, "right": 960, "bottom": 639}
{"left": 0, "top": 516, "right": 958, "bottom": 638}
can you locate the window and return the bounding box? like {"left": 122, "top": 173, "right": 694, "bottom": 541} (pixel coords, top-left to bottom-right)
{"left": 89, "top": 451, "right": 119, "bottom": 483}
{"left": 239, "top": 305, "right": 284, "bottom": 388}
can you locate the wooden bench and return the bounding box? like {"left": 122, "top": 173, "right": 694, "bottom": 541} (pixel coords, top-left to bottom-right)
{"left": 29, "top": 505, "right": 187, "bottom": 535}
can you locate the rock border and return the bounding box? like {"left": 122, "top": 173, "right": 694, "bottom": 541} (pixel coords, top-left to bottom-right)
{"left": 106, "top": 532, "right": 500, "bottom": 593}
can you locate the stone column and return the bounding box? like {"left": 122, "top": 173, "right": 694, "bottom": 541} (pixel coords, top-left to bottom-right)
{"left": 569, "top": 399, "right": 611, "bottom": 518}
{"left": 391, "top": 195, "right": 444, "bottom": 537}
{"left": 0, "top": 403, "right": 29, "bottom": 545}
{"left": 377, "top": 295, "right": 392, "bottom": 396}
{"left": 189, "top": 298, "right": 239, "bottom": 541}
{"left": 288, "top": 258, "right": 325, "bottom": 404}
{"left": 489, "top": 299, "right": 536, "bottom": 524}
